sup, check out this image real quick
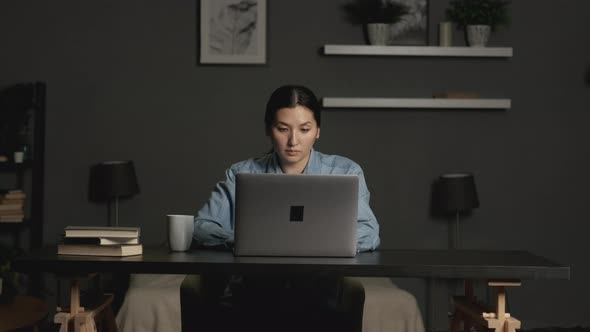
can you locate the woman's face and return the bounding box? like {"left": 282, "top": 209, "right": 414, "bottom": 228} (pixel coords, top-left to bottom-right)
{"left": 269, "top": 105, "right": 320, "bottom": 174}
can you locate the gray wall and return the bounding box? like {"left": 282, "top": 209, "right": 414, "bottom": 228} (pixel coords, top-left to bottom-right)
{"left": 1, "top": 0, "right": 589, "bottom": 329}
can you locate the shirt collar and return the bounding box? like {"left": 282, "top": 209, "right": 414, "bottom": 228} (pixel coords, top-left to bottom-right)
{"left": 269, "top": 152, "right": 282, "bottom": 173}
{"left": 304, "top": 148, "right": 320, "bottom": 174}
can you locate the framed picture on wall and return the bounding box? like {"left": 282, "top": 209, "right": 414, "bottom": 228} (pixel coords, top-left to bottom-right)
{"left": 389, "top": 0, "right": 429, "bottom": 45}
{"left": 199, "top": 0, "right": 267, "bottom": 64}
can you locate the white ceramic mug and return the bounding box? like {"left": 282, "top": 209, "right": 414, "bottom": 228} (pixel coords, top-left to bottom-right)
{"left": 14, "top": 151, "right": 24, "bottom": 163}
{"left": 167, "top": 214, "right": 194, "bottom": 251}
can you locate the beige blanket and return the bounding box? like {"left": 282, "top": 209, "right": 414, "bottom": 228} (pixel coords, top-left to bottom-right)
{"left": 359, "top": 277, "right": 425, "bottom": 332}
{"left": 116, "top": 274, "right": 186, "bottom": 332}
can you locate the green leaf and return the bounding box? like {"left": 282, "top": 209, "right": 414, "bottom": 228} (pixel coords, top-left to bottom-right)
{"left": 446, "top": 0, "right": 511, "bottom": 31}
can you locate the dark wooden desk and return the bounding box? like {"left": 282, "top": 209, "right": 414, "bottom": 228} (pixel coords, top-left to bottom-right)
{"left": 13, "top": 247, "right": 570, "bottom": 332}
{"left": 14, "top": 247, "right": 570, "bottom": 280}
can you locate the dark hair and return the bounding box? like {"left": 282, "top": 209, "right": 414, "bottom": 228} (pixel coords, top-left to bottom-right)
{"left": 264, "top": 85, "right": 321, "bottom": 134}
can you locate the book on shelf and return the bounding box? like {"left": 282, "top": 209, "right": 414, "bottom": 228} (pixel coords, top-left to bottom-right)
{"left": 0, "top": 215, "right": 24, "bottom": 222}
{"left": 2, "top": 190, "right": 26, "bottom": 200}
{"left": 64, "top": 226, "right": 140, "bottom": 238}
{"left": 0, "top": 209, "right": 24, "bottom": 216}
{"left": 0, "top": 203, "right": 23, "bottom": 211}
{"left": 0, "top": 198, "right": 25, "bottom": 205}
{"left": 57, "top": 243, "right": 143, "bottom": 257}
{"left": 62, "top": 236, "right": 140, "bottom": 245}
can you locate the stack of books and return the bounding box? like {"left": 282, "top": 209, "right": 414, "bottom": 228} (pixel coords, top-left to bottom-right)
{"left": 57, "top": 226, "right": 143, "bottom": 257}
{"left": 0, "top": 190, "right": 26, "bottom": 223}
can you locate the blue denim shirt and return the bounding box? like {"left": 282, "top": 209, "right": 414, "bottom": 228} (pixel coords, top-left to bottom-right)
{"left": 194, "top": 149, "right": 380, "bottom": 252}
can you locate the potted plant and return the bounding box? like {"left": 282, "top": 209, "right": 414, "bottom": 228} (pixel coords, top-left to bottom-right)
{"left": 445, "top": 0, "right": 511, "bottom": 47}
{"left": 342, "top": 0, "right": 409, "bottom": 45}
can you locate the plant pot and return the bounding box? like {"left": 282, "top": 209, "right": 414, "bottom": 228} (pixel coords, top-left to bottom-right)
{"left": 366, "top": 23, "right": 391, "bottom": 46}
{"left": 466, "top": 25, "right": 491, "bottom": 47}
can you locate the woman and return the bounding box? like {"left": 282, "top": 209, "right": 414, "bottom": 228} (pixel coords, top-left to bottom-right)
{"left": 188, "top": 85, "right": 379, "bottom": 332}
{"left": 194, "top": 84, "right": 380, "bottom": 251}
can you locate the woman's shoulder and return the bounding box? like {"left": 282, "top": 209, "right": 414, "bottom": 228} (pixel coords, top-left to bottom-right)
{"left": 313, "top": 150, "right": 363, "bottom": 174}
{"left": 228, "top": 153, "right": 273, "bottom": 174}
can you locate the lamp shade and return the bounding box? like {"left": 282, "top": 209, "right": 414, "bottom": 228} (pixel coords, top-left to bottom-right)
{"left": 435, "top": 173, "right": 479, "bottom": 213}
{"left": 89, "top": 160, "right": 139, "bottom": 202}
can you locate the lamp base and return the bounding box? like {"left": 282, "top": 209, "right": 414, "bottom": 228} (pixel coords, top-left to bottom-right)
{"left": 107, "top": 198, "right": 120, "bottom": 227}
{"left": 448, "top": 212, "right": 461, "bottom": 249}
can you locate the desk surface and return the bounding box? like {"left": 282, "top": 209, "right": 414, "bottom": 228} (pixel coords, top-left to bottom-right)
{"left": 14, "top": 247, "right": 570, "bottom": 280}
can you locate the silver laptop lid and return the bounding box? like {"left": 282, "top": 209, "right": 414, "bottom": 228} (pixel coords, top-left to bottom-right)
{"left": 234, "top": 173, "right": 358, "bottom": 257}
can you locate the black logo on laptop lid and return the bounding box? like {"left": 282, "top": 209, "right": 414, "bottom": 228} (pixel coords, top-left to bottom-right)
{"left": 289, "top": 206, "right": 304, "bottom": 222}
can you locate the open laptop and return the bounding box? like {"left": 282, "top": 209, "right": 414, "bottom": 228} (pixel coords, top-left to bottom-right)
{"left": 233, "top": 173, "right": 359, "bottom": 257}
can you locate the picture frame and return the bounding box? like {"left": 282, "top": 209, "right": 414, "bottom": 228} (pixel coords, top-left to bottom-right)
{"left": 389, "top": 0, "right": 429, "bottom": 45}
{"left": 199, "top": 0, "right": 267, "bottom": 64}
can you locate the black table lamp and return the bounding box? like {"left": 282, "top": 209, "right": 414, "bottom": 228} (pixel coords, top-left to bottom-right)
{"left": 89, "top": 160, "right": 139, "bottom": 226}
{"left": 435, "top": 173, "right": 479, "bottom": 249}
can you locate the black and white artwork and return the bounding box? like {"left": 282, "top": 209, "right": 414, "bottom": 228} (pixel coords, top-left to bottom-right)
{"left": 200, "top": 0, "right": 266, "bottom": 64}
{"left": 388, "top": 0, "right": 429, "bottom": 45}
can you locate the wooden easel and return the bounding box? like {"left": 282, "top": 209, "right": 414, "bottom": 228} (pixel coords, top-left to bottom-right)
{"left": 449, "top": 280, "right": 521, "bottom": 332}
{"left": 54, "top": 274, "right": 118, "bottom": 332}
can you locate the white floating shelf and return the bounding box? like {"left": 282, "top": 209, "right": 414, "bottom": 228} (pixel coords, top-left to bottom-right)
{"left": 324, "top": 45, "right": 513, "bottom": 57}
{"left": 322, "top": 97, "right": 511, "bottom": 109}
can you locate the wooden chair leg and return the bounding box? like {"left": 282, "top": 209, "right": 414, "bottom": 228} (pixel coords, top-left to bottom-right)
{"left": 54, "top": 276, "right": 118, "bottom": 332}
{"left": 54, "top": 312, "right": 72, "bottom": 332}
{"left": 450, "top": 280, "right": 523, "bottom": 332}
